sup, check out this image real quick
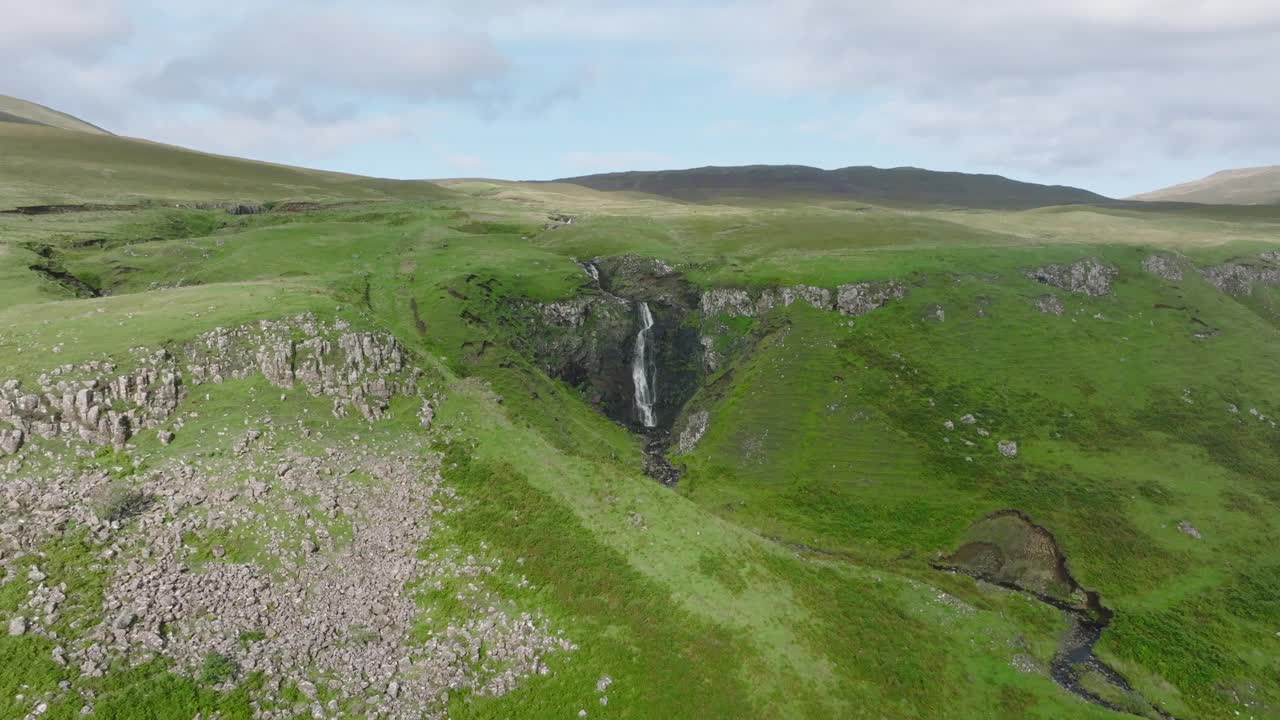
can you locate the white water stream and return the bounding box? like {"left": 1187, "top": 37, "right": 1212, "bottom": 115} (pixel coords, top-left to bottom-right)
{"left": 631, "top": 302, "right": 657, "bottom": 427}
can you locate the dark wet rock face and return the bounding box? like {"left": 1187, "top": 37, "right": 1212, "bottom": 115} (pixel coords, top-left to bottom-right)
{"left": 517, "top": 294, "right": 635, "bottom": 421}
{"left": 936, "top": 510, "right": 1173, "bottom": 719}
{"left": 1026, "top": 258, "right": 1118, "bottom": 296}
{"left": 519, "top": 256, "right": 703, "bottom": 431}
{"left": 591, "top": 255, "right": 698, "bottom": 308}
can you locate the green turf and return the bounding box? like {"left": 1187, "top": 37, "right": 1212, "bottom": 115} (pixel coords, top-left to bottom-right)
{"left": 1, "top": 131, "right": 1278, "bottom": 720}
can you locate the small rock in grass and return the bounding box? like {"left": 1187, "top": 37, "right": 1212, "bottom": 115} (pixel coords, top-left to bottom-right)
{"left": 998, "top": 440, "right": 1018, "bottom": 458}
{"left": 1177, "top": 521, "right": 1202, "bottom": 539}
{"left": 8, "top": 616, "right": 27, "bottom": 636}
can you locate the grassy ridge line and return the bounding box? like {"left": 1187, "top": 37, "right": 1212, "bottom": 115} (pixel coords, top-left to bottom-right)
{"left": 0, "top": 123, "right": 449, "bottom": 208}
{"left": 0, "top": 95, "right": 111, "bottom": 135}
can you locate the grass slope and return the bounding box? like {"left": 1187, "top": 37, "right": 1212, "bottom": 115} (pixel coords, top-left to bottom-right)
{"left": 1, "top": 139, "right": 1278, "bottom": 719}
{"left": 0, "top": 123, "right": 449, "bottom": 208}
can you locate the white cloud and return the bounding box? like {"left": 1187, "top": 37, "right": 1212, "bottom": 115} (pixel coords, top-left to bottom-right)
{"left": 702, "top": 0, "right": 1280, "bottom": 173}
{"left": 0, "top": 0, "right": 130, "bottom": 59}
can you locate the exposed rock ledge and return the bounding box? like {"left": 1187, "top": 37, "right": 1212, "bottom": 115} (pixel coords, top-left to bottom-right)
{"left": 1200, "top": 252, "right": 1280, "bottom": 296}
{"left": 0, "top": 314, "right": 423, "bottom": 455}
{"left": 701, "top": 280, "right": 907, "bottom": 319}
{"left": 1025, "top": 258, "right": 1117, "bottom": 296}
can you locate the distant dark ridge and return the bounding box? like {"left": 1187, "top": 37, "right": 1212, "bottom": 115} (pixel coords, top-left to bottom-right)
{"left": 553, "top": 164, "right": 1111, "bottom": 210}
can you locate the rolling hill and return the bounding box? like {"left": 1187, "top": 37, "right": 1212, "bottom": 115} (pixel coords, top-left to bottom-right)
{"left": 1133, "top": 166, "right": 1280, "bottom": 205}
{"left": 0, "top": 120, "right": 448, "bottom": 208}
{"left": 554, "top": 164, "right": 1112, "bottom": 209}
{"left": 1, "top": 97, "right": 1278, "bottom": 720}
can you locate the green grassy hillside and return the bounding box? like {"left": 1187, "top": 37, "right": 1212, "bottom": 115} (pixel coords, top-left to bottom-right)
{"left": 1, "top": 119, "right": 1277, "bottom": 720}
{"left": 0, "top": 95, "right": 112, "bottom": 135}
{"left": 0, "top": 122, "right": 448, "bottom": 208}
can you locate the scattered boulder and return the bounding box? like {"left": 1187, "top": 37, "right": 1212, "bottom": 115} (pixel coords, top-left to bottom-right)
{"left": 7, "top": 616, "right": 26, "bottom": 636}
{"left": 1010, "top": 654, "right": 1041, "bottom": 674}
{"left": 922, "top": 304, "right": 946, "bottom": 323}
{"left": 1142, "top": 254, "right": 1183, "bottom": 281}
{"left": 157, "top": 430, "right": 175, "bottom": 446}
{"left": 1034, "top": 294, "right": 1065, "bottom": 316}
{"left": 1177, "top": 520, "right": 1202, "bottom": 539}
{"left": 0, "top": 428, "right": 23, "bottom": 455}
{"left": 1025, "top": 258, "right": 1117, "bottom": 296}
{"left": 998, "top": 440, "right": 1018, "bottom": 458}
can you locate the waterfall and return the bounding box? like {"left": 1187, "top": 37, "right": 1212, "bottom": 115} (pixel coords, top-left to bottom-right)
{"left": 631, "top": 302, "right": 657, "bottom": 428}
{"left": 583, "top": 262, "right": 600, "bottom": 284}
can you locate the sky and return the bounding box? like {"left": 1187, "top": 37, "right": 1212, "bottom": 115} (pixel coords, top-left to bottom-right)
{"left": 3, "top": 0, "right": 1279, "bottom": 197}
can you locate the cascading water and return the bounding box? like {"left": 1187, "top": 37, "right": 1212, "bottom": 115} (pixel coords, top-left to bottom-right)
{"left": 631, "top": 302, "right": 657, "bottom": 428}
{"left": 582, "top": 261, "right": 601, "bottom": 285}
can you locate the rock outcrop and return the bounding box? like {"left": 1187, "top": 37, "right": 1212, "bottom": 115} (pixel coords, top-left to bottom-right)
{"left": 0, "top": 354, "right": 178, "bottom": 450}
{"left": 700, "top": 288, "right": 757, "bottom": 318}
{"left": 1142, "top": 254, "right": 1184, "bottom": 281}
{"left": 1200, "top": 254, "right": 1280, "bottom": 296}
{"left": 0, "top": 314, "right": 422, "bottom": 454}
{"left": 835, "top": 281, "right": 909, "bottom": 316}
{"left": 700, "top": 280, "right": 905, "bottom": 319}
{"left": 675, "top": 410, "right": 709, "bottom": 454}
{"left": 1025, "top": 259, "right": 1117, "bottom": 296}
